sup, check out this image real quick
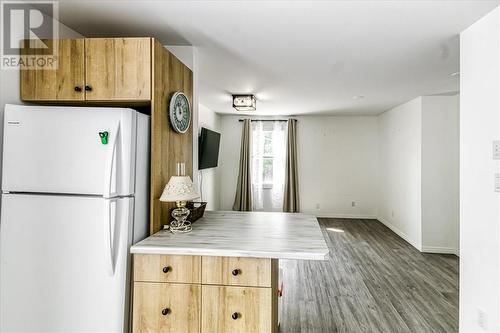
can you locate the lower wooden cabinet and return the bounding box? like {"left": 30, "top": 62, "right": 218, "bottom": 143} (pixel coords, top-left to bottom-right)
{"left": 132, "top": 255, "right": 278, "bottom": 333}
{"left": 132, "top": 282, "right": 200, "bottom": 333}
{"left": 201, "top": 285, "right": 277, "bottom": 333}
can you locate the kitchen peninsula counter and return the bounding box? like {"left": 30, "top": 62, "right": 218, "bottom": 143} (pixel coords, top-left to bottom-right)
{"left": 130, "top": 211, "right": 329, "bottom": 260}
{"left": 130, "top": 211, "right": 329, "bottom": 333}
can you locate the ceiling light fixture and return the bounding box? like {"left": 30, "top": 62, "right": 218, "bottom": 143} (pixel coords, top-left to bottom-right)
{"left": 232, "top": 94, "right": 256, "bottom": 111}
{"left": 352, "top": 95, "right": 365, "bottom": 100}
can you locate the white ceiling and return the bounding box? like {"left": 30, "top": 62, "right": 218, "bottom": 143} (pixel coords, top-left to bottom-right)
{"left": 49, "top": 0, "right": 499, "bottom": 115}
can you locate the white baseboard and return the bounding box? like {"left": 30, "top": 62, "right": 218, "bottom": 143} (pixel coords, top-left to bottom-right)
{"left": 305, "top": 212, "right": 378, "bottom": 219}
{"left": 377, "top": 216, "right": 459, "bottom": 256}
{"left": 421, "top": 246, "right": 459, "bottom": 256}
{"left": 376, "top": 216, "right": 422, "bottom": 251}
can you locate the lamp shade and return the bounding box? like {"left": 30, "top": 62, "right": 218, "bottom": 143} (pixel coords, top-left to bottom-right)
{"left": 159, "top": 176, "right": 200, "bottom": 202}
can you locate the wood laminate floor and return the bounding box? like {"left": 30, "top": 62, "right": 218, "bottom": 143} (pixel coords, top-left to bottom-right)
{"left": 280, "top": 218, "right": 459, "bottom": 333}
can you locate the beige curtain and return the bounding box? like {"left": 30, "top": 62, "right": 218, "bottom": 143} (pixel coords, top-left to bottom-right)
{"left": 283, "top": 119, "right": 299, "bottom": 212}
{"left": 233, "top": 119, "right": 253, "bottom": 211}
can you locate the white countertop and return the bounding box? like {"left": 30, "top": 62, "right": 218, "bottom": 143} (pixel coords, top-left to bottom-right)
{"left": 130, "top": 211, "right": 329, "bottom": 260}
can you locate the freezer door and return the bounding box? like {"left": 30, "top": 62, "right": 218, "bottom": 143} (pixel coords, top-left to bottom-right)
{"left": 0, "top": 194, "right": 134, "bottom": 332}
{"left": 2, "top": 104, "right": 137, "bottom": 196}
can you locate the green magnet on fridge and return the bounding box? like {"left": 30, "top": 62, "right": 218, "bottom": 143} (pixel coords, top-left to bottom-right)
{"left": 99, "top": 131, "right": 109, "bottom": 145}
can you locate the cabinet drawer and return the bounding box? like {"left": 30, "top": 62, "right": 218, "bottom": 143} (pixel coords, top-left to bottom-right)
{"left": 202, "top": 257, "right": 272, "bottom": 287}
{"left": 202, "top": 285, "right": 274, "bottom": 333}
{"left": 134, "top": 254, "right": 201, "bottom": 283}
{"left": 133, "top": 282, "right": 200, "bottom": 333}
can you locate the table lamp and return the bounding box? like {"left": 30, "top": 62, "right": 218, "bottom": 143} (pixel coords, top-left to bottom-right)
{"left": 160, "top": 165, "right": 200, "bottom": 233}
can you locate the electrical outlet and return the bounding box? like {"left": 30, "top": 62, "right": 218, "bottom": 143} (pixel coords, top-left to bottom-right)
{"left": 477, "top": 308, "right": 488, "bottom": 330}
{"left": 351, "top": 201, "right": 356, "bottom": 207}
{"left": 493, "top": 140, "right": 500, "bottom": 160}
{"left": 315, "top": 203, "right": 320, "bottom": 210}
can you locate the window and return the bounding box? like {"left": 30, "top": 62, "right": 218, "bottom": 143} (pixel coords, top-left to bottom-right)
{"left": 251, "top": 121, "right": 286, "bottom": 211}
{"left": 262, "top": 131, "right": 274, "bottom": 184}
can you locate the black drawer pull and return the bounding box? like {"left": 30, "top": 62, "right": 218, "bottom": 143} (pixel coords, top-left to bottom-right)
{"left": 85, "top": 85, "right": 92, "bottom": 91}
{"left": 161, "top": 308, "right": 170, "bottom": 316}
{"left": 74, "top": 86, "right": 82, "bottom": 92}
{"left": 231, "top": 312, "right": 239, "bottom": 320}
{"left": 162, "top": 266, "right": 172, "bottom": 273}
{"left": 232, "top": 269, "right": 240, "bottom": 276}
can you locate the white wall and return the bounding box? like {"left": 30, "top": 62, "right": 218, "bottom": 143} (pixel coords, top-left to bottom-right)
{"left": 198, "top": 104, "right": 221, "bottom": 210}
{"left": 218, "top": 116, "right": 242, "bottom": 210}
{"left": 460, "top": 7, "right": 500, "bottom": 332}
{"left": 297, "top": 116, "right": 379, "bottom": 218}
{"left": 165, "top": 46, "right": 194, "bottom": 71}
{"left": 378, "top": 97, "right": 423, "bottom": 249}
{"left": 377, "top": 95, "right": 460, "bottom": 253}
{"left": 218, "top": 115, "right": 379, "bottom": 217}
{"left": 421, "top": 95, "right": 460, "bottom": 253}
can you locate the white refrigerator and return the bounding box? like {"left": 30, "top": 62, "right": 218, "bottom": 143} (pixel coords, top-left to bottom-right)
{"left": 0, "top": 104, "right": 150, "bottom": 332}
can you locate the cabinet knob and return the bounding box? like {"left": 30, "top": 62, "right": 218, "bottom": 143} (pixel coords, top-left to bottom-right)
{"left": 231, "top": 312, "right": 239, "bottom": 320}
{"left": 162, "top": 266, "right": 172, "bottom": 273}
{"left": 85, "top": 85, "right": 92, "bottom": 91}
{"left": 74, "top": 86, "right": 82, "bottom": 92}
{"left": 161, "top": 308, "right": 170, "bottom": 316}
{"left": 232, "top": 269, "right": 240, "bottom": 276}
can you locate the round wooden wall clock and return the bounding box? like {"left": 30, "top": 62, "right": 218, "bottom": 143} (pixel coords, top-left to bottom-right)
{"left": 169, "top": 92, "right": 191, "bottom": 133}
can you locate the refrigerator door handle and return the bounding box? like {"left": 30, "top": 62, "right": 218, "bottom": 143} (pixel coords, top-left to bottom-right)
{"left": 104, "top": 198, "right": 118, "bottom": 276}
{"left": 103, "top": 122, "right": 120, "bottom": 199}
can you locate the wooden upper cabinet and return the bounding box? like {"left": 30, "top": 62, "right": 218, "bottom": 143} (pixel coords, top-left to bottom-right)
{"left": 85, "top": 38, "right": 151, "bottom": 101}
{"left": 21, "top": 39, "right": 85, "bottom": 101}
{"left": 20, "top": 37, "right": 151, "bottom": 102}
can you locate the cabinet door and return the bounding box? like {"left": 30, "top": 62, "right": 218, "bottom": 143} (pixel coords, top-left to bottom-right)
{"left": 20, "top": 39, "right": 85, "bottom": 101}
{"left": 202, "top": 285, "right": 276, "bottom": 333}
{"left": 133, "top": 282, "right": 200, "bottom": 333}
{"left": 85, "top": 38, "right": 151, "bottom": 101}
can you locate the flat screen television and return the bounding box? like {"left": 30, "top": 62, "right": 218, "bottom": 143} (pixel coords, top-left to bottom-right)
{"left": 199, "top": 127, "right": 221, "bottom": 170}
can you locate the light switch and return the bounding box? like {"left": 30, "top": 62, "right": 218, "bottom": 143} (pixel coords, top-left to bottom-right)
{"left": 495, "top": 173, "right": 500, "bottom": 193}
{"left": 494, "top": 141, "right": 500, "bottom": 160}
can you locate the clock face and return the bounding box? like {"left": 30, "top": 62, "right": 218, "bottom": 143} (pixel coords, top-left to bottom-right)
{"left": 169, "top": 92, "right": 191, "bottom": 133}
